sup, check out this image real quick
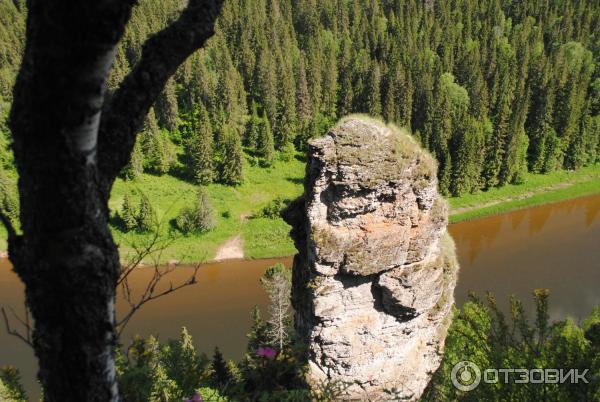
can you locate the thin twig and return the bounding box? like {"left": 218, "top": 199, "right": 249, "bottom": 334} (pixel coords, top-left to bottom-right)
{"left": 1, "top": 306, "right": 33, "bottom": 347}
{"left": 116, "top": 264, "right": 199, "bottom": 337}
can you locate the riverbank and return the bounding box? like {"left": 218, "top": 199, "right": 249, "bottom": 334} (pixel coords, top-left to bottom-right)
{"left": 448, "top": 165, "right": 600, "bottom": 223}
{"left": 1, "top": 163, "right": 599, "bottom": 262}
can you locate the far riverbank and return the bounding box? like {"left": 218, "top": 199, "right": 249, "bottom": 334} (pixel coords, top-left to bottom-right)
{"left": 1, "top": 164, "right": 599, "bottom": 262}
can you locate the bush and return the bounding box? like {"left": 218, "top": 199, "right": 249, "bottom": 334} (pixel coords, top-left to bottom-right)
{"left": 0, "top": 168, "right": 18, "bottom": 223}
{"left": 0, "top": 366, "right": 27, "bottom": 402}
{"left": 176, "top": 188, "right": 216, "bottom": 234}
{"left": 424, "top": 291, "right": 600, "bottom": 401}
{"left": 255, "top": 197, "right": 290, "bottom": 219}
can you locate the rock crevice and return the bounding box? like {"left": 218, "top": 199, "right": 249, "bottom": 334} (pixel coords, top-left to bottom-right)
{"left": 284, "top": 116, "right": 459, "bottom": 400}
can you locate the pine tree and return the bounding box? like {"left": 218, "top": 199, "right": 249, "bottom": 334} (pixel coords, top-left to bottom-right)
{"left": 219, "top": 127, "right": 243, "bottom": 185}
{"left": 121, "top": 193, "right": 137, "bottom": 232}
{"left": 256, "top": 47, "right": 278, "bottom": 131}
{"left": 162, "top": 327, "right": 201, "bottom": 397}
{"left": 366, "top": 61, "right": 382, "bottom": 117}
{"left": 257, "top": 114, "right": 275, "bottom": 167}
{"left": 190, "top": 103, "right": 214, "bottom": 184}
{"left": 156, "top": 77, "right": 179, "bottom": 132}
{"left": 451, "top": 118, "right": 486, "bottom": 196}
{"left": 246, "top": 306, "right": 269, "bottom": 353}
{"left": 245, "top": 101, "right": 261, "bottom": 149}
{"left": 296, "top": 53, "right": 312, "bottom": 125}
{"left": 137, "top": 193, "right": 155, "bottom": 232}
{"left": 210, "top": 347, "right": 231, "bottom": 389}
{"left": 275, "top": 53, "right": 297, "bottom": 148}
{"left": 122, "top": 138, "right": 144, "bottom": 180}
{"left": 142, "top": 108, "right": 175, "bottom": 175}
{"left": 193, "top": 187, "right": 216, "bottom": 232}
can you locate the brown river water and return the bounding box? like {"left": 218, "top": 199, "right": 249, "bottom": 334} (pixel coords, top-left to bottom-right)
{"left": 1, "top": 194, "right": 599, "bottom": 398}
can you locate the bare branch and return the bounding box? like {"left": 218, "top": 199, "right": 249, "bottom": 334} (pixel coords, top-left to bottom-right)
{"left": 116, "top": 264, "right": 200, "bottom": 337}
{"left": 98, "top": 0, "right": 224, "bottom": 183}
{"left": 1, "top": 306, "right": 33, "bottom": 347}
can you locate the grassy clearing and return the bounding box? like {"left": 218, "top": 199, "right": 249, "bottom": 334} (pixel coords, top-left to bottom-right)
{"left": 1, "top": 158, "right": 598, "bottom": 262}
{"left": 448, "top": 164, "right": 600, "bottom": 223}
{"left": 110, "top": 152, "right": 305, "bottom": 263}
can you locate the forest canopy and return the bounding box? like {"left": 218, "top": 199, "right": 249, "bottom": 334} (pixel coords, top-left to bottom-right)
{"left": 0, "top": 0, "right": 598, "bottom": 196}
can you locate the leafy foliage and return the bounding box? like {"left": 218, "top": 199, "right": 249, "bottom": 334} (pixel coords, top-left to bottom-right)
{"left": 425, "top": 291, "right": 600, "bottom": 401}
{"left": 0, "top": 366, "right": 27, "bottom": 402}
{"left": 255, "top": 197, "right": 290, "bottom": 220}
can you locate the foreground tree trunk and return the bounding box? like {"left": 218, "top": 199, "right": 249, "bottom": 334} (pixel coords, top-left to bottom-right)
{"left": 2, "top": 1, "right": 222, "bottom": 400}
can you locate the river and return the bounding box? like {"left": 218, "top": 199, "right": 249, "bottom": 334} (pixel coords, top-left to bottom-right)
{"left": 1, "top": 194, "right": 599, "bottom": 398}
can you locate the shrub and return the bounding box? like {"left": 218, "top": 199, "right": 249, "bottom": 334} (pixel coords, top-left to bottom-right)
{"left": 0, "top": 366, "right": 27, "bottom": 402}
{"left": 424, "top": 291, "right": 600, "bottom": 401}
{"left": 256, "top": 197, "right": 289, "bottom": 219}
{"left": 176, "top": 188, "right": 216, "bottom": 234}
{"left": 0, "top": 168, "right": 18, "bottom": 223}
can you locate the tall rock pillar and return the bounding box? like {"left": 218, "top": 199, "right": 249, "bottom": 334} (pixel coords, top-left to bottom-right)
{"left": 284, "top": 116, "right": 459, "bottom": 400}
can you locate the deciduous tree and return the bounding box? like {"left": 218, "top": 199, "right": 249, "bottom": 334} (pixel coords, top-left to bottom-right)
{"left": 0, "top": 1, "right": 223, "bottom": 400}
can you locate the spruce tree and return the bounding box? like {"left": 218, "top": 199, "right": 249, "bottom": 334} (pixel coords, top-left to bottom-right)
{"left": 190, "top": 103, "right": 214, "bottom": 184}
{"left": 142, "top": 108, "right": 175, "bottom": 175}
{"left": 156, "top": 77, "right": 179, "bottom": 132}
{"left": 137, "top": 193, "right": 155, "bottom": 232}
{"left": 245, "top": 101, "right": 261, "bottom": 149}
{"left": 275, "top": 53, "right": 297, "bottom": 148}
{"left": 219, "top": 127, "right": 243, "bottom": 185}
{"left": 246, "top": 306, "right": 269, "bottom": 353}
{"left": 296, "top": 53, "right": 312, "bottom": 125}
{"left": 211, "top": 347, "right": 231, "bottom": 389}
{"left": 122, "top": 138, "right": 144, "bottom": 180}
{"left": 366, "top": 61, "right": 382, "bottom": 117}
{"left": 121, "top": 193, "right": 137, "bottom": 232}
{"left": 256, "top": 47, "right": 278, "bottom": 131}
{"left": 257, "top": 114, "right": 275, "bottom": 167}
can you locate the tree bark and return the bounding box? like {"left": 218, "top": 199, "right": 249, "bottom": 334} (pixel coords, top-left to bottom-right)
{"left": 4, "top": 1, "right": 222, "bottom": 400}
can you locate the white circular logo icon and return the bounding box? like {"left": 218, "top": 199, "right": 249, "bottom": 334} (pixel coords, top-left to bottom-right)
{"left": 451, "top": 361, "right": 481, "bottom": 392}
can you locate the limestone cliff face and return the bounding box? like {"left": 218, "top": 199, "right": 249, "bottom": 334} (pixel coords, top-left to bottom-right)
{"left": 284, "top": 116, "right": 459, "bottom": 401}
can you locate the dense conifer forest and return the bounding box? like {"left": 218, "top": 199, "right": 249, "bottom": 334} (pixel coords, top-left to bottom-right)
{"left": 0, "top": 0, "right": 599, "bottom": 201}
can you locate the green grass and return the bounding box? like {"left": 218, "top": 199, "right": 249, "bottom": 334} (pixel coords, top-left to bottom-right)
{"left": 1, "top": 157, "right": 599, "bottom": 262}
{"left": 109, "top": 152, "right": 305, "bottom": 263}
{"left": 449, "top": 164, "right": 600, "bottom": 223}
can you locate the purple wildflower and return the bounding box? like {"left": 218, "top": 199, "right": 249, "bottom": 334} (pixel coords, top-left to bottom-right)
{"left": 184, "top": 393, "right": 203, "bottom": 402}
{"left": 256, "top": 346, "right": 277, "bottom": 359}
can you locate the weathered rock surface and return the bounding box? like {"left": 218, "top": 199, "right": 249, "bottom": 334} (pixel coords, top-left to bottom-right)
{"left": 284, "top": 116, "right": 459, "bottom": 401}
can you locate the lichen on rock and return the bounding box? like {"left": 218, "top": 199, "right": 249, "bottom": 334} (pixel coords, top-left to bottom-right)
{"left": 283, "top": 116, "right": 459, "bottom": 401}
